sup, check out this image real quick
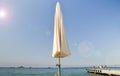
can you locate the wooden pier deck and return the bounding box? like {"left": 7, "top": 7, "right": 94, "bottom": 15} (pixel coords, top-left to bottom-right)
{"left": 87, "top": 69, "right": 120, "bottom": 76}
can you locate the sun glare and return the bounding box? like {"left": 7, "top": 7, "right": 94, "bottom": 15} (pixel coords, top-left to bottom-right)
{"left": 0, "top": 3, "right": 13, "bottom": 25}
{"left": 0, "top": 9, "right": 7, "bottom": 19}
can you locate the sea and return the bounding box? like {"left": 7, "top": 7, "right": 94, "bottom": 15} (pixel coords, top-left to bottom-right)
{"left": 0, "top": 67, "right": 120, "bottom": 76}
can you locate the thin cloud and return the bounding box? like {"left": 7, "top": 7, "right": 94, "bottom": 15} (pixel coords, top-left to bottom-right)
{"left": 78, "top": 41, "right": 95, "bottom": 58}
{"left": 77, "top": 41, "right": 106, "bottom": 65}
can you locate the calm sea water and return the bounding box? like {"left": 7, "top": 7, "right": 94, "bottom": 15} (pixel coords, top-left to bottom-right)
{"left": 0, "top": 67, "right": 120, "bottom": 76}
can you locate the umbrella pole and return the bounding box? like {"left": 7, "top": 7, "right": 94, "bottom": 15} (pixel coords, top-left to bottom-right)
{"left": 58, "top": 57, "right": 61, "bottom": 76}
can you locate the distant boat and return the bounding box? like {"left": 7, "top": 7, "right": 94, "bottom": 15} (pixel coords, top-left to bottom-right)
{"left": 18, "top": 66, "right": 25, "bottom": 68}
{"left": 28, "top": 67, "right": 32, "bottom": 69}
{"left": 52, "top": 2, "right": 71, "bottom": 76}
{"left": 48, "top": 67, "right": 52, "bottom": 69}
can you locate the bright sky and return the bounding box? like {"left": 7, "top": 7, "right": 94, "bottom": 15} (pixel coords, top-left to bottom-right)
{"left": 0, "top": 0, "right": 120, "bottom": 67}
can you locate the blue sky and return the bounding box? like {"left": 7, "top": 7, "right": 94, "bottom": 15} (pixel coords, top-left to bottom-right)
{"left": 0, "top": 0, "right": 120, "bottom": 67}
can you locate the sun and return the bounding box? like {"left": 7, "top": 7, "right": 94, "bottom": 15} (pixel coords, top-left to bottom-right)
{"left": 0, "top": 6, "right": 12, "bottom": 24}
{"left": 0, "top": 9, "right": 7, "bottom": 19}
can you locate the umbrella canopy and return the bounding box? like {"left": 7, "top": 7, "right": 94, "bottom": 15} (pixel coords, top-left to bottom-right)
{"left": 52, "top": 2, "right": 71, "bottom": 58}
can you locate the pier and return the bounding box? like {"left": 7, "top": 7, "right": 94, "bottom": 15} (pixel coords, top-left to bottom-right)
{"left": 87, "top": 69, "right": 120, "bottom": 76}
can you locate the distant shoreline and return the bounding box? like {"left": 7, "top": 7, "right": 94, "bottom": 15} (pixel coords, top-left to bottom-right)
{"left": 0, "top": 66, "right": 120, "bottom": 69}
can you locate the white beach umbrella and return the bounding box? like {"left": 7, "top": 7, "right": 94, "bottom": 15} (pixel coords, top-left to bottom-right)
{"left": 52, "top": 2, "right": 71, "bottom": 76}
{"left": 52, "top": 2, "right": 71, "bottom": 58}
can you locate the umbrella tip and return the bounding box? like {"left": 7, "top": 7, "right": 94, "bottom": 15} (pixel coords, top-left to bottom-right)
{"left": 56, "top": 1, "right": 60, "bottom": 6}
